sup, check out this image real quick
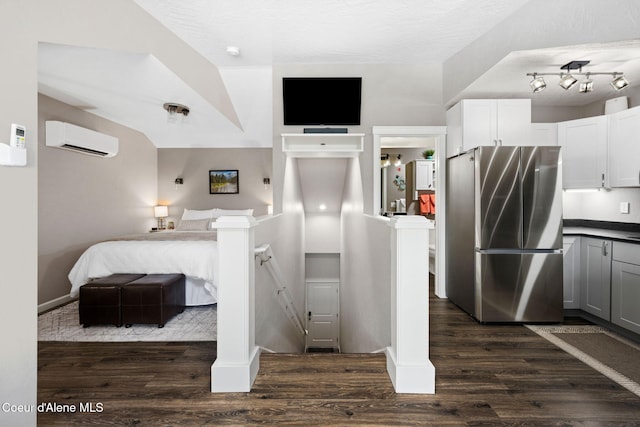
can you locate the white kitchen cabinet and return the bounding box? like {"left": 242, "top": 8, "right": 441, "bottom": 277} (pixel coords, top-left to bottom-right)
{"left": 563, "top": 236, "right": 581, "bottom": 309}
{"left": 446, "top": 99, "right": 531, "bottom": 157}
{"left": 407, "top": 159, "right": 435, "bottom": 191}
{"left": 558, "top": 116, "right": 608, "bottom": 189}
{"left": 531, "top": 123, "right": 558, "bottom": 146}
{"left": 580, "top": 237, "right": 612, "bottom": 320}
{"left": 608, "top": 106, "right": 640, "bottom": 187}
{"left": 611, "top": 242, "right": 640, "bottom": 335}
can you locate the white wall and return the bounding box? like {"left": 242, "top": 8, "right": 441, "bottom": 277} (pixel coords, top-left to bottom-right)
{"left": 564, "top": 189, "right": 640, "bottom": 224}
{"left": 305, "top": 213, "right": 340, "bottom": 253}
{"left": 254, "top": 214, "right": 305, "bottom": 352}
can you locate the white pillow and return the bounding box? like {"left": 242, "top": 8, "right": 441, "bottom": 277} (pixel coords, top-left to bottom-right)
{"left": 181, "top": 208, "right": 216, "bottom": 221}
{"left": 176, "top": 218, "right": 211, "bottom": 231}
{"left": 213, "top": 208, "right": 254, "bottom": 218}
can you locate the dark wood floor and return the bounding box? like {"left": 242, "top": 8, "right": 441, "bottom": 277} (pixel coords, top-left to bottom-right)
{"left": 38, "top": 289, "right": 640, "bottom": 425}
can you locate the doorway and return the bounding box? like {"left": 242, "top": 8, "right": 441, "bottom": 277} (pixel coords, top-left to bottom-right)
{"left": 372, "top": 126, "right": 447, "bottom": 298}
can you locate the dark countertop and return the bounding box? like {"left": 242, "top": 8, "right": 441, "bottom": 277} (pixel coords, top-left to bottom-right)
{"left": 563, "top": 219, "right": 640, "bottom": 244}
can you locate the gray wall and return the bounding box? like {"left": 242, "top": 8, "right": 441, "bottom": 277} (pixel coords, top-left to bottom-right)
{"left": 38, "top": 94, "right": 158, "bottom": 306}
{"left": 382, "top": 147, "right": 426, "bottom": 212}
{"left": 0, "top": 2, "right": 37, "bottom": 423}
{"left": 157, "top": 148, "right": 273, "bottom": 224}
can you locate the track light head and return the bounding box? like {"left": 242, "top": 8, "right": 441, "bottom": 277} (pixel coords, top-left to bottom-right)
{"left": 611, "top": 74, "right": 629, "bottom": 91}
{"left": 529, "top": 74, "right": 547, "bottom": 93}
{"left": 579, "top": 74, "right": 594, "bottom": 93}
{"left": 559, "top": 73, "right": 578, "bottom": 90}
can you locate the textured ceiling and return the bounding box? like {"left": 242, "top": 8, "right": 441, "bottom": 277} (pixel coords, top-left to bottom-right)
{"left": 37, "top": 1, "right": 640, "bottom": 148}
{"left": 133, "top": 0, "right": 531, "bottom": 66}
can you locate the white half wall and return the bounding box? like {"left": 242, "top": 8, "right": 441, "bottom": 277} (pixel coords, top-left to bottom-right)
{"left": 340, "top": 158, "right": 392, "bottom": 352}
{"left": 255, "top": 214, "right": 306, "bottom": 353}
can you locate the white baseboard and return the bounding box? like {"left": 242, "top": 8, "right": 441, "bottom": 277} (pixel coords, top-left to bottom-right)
{"left": 38, "top": 294, "right": 75, "bottom": 314}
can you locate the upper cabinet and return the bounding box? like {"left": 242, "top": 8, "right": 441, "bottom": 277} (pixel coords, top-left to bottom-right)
{"left": 557, "top": 116, "right": 608, "bottom": 189}
{"left": 446, "top": 99, "right": 531, "bottom": 158}
{"left": 414, "top": 159, "right": 435, "bottom": 191}
{"left": 609, "top": 106, "right": 640, "bottom": 187}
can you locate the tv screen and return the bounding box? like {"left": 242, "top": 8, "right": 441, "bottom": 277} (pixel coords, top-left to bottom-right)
{"left": 283, "top": 77, "right": 362, "bottom": 126}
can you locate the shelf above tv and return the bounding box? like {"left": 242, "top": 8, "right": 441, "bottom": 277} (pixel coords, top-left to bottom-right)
{"left": 281, "top": 133, "right": 364, "bottom": 158}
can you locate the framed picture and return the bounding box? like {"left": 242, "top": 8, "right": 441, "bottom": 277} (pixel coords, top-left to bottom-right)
{"left": 209, "top": 170, "right": 239, "bottom": 194}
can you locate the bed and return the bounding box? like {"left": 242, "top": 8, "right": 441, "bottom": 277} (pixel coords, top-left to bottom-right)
{"left": 68, "top": 208, "right": 253, "bottom": 306}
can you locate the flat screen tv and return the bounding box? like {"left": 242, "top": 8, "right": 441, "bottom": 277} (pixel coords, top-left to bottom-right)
{"left": 283, "top": 77, "right": 362, "bottom": 126}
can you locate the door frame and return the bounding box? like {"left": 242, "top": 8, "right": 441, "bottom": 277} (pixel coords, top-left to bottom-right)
{"left": 372, "top": 126, "right": 447, "bottom": 298}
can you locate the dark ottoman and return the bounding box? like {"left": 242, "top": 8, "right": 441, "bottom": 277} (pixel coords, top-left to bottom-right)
{"left": 79, "top": 274, "right": 146, "bottom": 327}
{"left": 121, "top": 274, "right": 186, "bottom": 328}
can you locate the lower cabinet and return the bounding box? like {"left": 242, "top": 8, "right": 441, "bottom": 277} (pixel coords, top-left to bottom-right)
{"left": 580, "top": 237, "right": 612, "bottom": 320}
{"left": 563, "top": 236, "right": 581, "bottom": 309}
{"left": 611, "top": 242, "right": 640, "bottom": 335}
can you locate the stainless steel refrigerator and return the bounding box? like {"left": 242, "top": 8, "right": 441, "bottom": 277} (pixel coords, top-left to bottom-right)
{"left": 446, "top": 146, "right": 563, "bottom": 323}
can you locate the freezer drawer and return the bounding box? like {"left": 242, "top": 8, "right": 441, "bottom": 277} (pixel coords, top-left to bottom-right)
{"left": 475, "top": 252, "right": 563, "bottom": 322}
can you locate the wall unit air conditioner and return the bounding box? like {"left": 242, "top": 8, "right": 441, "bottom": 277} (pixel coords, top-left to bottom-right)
{"left": 45, "top": 121, "right": 118, "bottom": 157}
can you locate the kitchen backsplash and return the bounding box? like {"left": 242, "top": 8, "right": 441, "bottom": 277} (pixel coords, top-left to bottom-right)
{"left": 563, "top": 187, "right": 640, "bottom": 224}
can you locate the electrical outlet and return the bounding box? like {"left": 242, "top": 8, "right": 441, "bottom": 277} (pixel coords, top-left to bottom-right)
{"left": 620, "top": 202, "right": 630, "bottom": 214}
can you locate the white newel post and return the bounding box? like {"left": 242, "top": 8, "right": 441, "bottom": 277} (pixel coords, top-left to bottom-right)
{"left": 386, "top": 216, "right": 436, "bottom": 393}
{"left": 211, "top": 216, "right": 260, "bottom": 392}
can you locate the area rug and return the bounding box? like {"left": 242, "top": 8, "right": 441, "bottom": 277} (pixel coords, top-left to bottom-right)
{"left": 38, "top": 301, "right": 217, "bottom": 342}
{"left": 527, "top": 324, "right": 640, "bottom": 398}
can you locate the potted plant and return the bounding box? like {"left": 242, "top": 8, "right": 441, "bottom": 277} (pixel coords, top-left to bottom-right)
{"left": 423, "top": 149, "right": 435, "bottom": 159}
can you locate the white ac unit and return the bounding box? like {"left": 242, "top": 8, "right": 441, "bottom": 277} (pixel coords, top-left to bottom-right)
{"left": 45, "top": 121, "right": 118, "bottom": 157}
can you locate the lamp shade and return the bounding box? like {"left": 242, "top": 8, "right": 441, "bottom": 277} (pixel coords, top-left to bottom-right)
{"left": 154, "top": 205, "right": 168, "bottom": 218}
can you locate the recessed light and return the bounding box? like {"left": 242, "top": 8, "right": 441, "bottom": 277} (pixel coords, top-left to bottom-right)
{"left": 226, "top": 46, "right": 240, "bottom": 57}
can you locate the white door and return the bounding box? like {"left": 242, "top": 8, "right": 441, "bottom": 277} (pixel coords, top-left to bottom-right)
{"left": 306, "top": 280, "right": 339, "bottom": 350}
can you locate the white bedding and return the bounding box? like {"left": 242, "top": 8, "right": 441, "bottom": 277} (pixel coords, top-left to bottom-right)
{"left": 68, "top": 233, "right": 219, "bottom": 306}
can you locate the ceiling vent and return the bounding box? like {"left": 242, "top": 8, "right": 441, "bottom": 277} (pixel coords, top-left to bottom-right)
{"left": 45, "top": 121, "right": 118, "bottom": 157}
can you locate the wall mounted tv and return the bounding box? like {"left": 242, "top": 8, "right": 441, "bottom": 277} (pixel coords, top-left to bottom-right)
{"left": 283, "top": 77, "right": 362, "bottom": 126}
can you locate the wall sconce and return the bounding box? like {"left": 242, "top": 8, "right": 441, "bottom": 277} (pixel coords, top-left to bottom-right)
{"left": 381, "top": 154, "right": 390, "bottom": 167}
{"left": 154, "top": 205, "right": 168, "bottom": 230}
{"left": 175, "top": 178, "right": 183, "bottom": 185}
{"left": 263, "top": 177, "right": 270, "bottom": 189}
{"left": 394, "top": 154, "right": 402, "bottom": 167}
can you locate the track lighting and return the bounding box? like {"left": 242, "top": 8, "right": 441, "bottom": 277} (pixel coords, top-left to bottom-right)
{"left": 526, "top": 60, "right": 630, "bottom": 94}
